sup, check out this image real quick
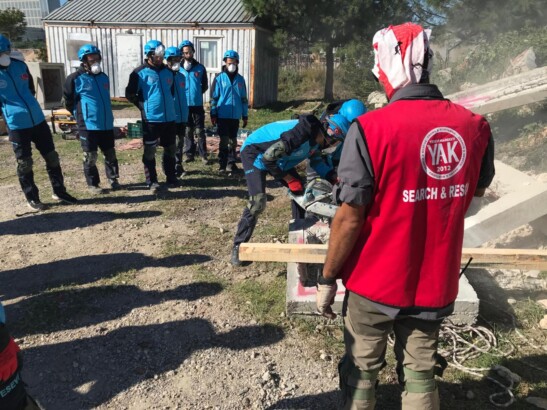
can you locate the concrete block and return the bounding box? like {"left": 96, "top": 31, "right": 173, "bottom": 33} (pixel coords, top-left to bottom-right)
{"left": 286, "top": 219, "right": 479, "bottom": 325}
{"left": 464, "top": 161, "right": 547, "bottom": 247}
{"left": 286, "top": 262, "right": 478, "bottom": 325}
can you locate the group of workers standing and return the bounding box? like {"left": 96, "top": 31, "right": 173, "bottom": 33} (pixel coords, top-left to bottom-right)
{"left": 0, "top": 34, "right": 249, "bottom": 205}
{"left": 0, "top": 20, "right": 496, "bottom": 410}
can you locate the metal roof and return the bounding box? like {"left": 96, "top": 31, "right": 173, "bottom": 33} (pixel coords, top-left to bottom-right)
{"left": 44, "top": 0, "right": 256, "bottom": 25}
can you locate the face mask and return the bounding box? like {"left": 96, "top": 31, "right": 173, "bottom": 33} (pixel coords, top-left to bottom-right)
{"left": 0, "top": 54, "right": 10, "bottom": 67}
{"left": 170, "top": 62, "right": 181, "bottom": 71}
{"left": 90, "top": 63, "right": 102, "bottom": 74}
{"left": 183, "top": 60, "right": 192, "bottom": 71}
{"left": 227, "top": 64, "right": 237, "bottom": 73}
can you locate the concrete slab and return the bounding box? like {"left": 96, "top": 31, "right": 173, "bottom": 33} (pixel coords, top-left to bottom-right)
{"left": 286, "top": 219, "right": 479, "bottom": 324}
{"left": 464, "top": 161, "right": 547, "bottom": 247}
{"left": 447, "top": 66, "right": 547, "bottom": 115}
{"left": 286, "top": 261, "right": 479, "bottom": 325}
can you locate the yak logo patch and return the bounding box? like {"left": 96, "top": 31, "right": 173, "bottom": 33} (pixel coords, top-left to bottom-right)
{"left": 21, "top": 73, "right": 29, "bottom": 81}
{"left": 420, "top": 127, "right": 467, "bottom": 180}
{"left": 103, "top": 83, "right": 109, "bottom": 90}
{"left": 194, "top": 72, "right": 200, "bottom": 78}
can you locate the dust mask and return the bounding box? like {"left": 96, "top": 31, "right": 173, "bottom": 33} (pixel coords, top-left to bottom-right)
{"left": 171, "top": 62, "right": 180, "bottom": 71}
{"left": 227, "top": 64, "right": 237, "bottom": 73}
{"left": 90, "top": 63, "right": 102, "bottom": 75}
{"left": 0, "top": 54, "right": 10, "bottom": 67}
{"left": 183, "top": 60, "right": 192, "bottom": 71}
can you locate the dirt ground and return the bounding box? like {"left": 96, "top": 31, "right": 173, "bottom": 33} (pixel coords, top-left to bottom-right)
{"left": 0, "top": 135, "right": 348, "bottom": 410}
{"left": 1, "top": 128, "right": 546, "bottom": 409}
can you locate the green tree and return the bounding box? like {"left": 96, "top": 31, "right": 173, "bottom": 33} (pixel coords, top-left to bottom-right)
{"left": 243, "top": 0, "right": 413, "bottom": 101}
{"left": 0, "top": 8, "right": 27, "bottom": 41}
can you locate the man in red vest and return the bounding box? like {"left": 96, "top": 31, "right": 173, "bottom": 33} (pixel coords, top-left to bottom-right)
{"left": 316, "top": 23, "right": 494, "bottom": 409}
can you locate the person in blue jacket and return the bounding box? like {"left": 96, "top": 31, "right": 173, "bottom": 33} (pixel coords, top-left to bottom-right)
{"left": 164, "top": 46, "right": 189, "bottom": 178}
{"left": 0, "top": 301, "right": 41, "bottom": 409}
{"left": 179, "top": 40, "right": 209, "bottom": 164}
{"left": 63, "top": 44, "right": 120, "bottom": 194}
{"left": 0, "top": 34, "right": 78, "bottom": 210}
{"left": 230, "top": 115, "right": 342, "bottom": 266}
{"left": 210, "top": 50, "right": 249, "bottom": 175}
{"left": 313, "top": 99, "right": 368, "bottom": 173}
{"left": 125, "top": 40, "right": 179, "bottom": 191}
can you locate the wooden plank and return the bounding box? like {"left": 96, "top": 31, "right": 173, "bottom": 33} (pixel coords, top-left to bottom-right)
{"left": 239, "top": 243, "right": 547, "bottom": 270}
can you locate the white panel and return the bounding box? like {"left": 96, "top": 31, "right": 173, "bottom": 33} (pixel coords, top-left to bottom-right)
{"left": 115, "top": 34, "right": 143, "bottom": 97}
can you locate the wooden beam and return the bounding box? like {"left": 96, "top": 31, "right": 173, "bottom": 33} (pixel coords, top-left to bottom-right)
{"left": 239, "top": 243, "right": 547, "bottom": 270}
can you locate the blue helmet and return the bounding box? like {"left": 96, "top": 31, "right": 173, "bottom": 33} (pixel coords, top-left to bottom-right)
{"left": 339, "top": 99, "right": 367, "bottom": 122}
{"left": 178, "top": 40, "right": 194, "bottom": 51}
{"left": 0, "top": 35, "right": 11, "bottom": 54}
{"left": 78, "top": 44, "right": 101, "bottom": 61}
{"left": 144, "top": 40, "right": 165, "bottom": 56}
{"left": 223, "top": 50, "right": 239, "bottom": 61}
{"left": 165, "top": 46, "right": 181, "bottom": 59}
{"left": 325, "top": 114, "right": 350, "bottom": 142}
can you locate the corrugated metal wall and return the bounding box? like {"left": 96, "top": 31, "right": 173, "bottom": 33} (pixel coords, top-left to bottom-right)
{"left": 253, "top": 28, "right": 278, "bottom": 107}
{"left": 45, "top": 24, "right": 277, "bottom": 106}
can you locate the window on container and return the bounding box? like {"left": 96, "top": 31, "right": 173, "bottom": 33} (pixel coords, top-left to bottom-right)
{"left": 196, "top": 38, "right": 220, "bottom": 72}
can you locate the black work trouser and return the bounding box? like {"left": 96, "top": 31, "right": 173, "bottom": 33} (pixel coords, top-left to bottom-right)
{"left": 79, "top": 129, "right": 119, "bottom": 187}
{"left": 175, "top": 122, "right": 187, "bottom": 167}
{"left": 142, "top": 121, "right": 177, "bottom": 184}
{"left": 217, "top": 118, "right": 239, "bottom": 169}
{"left": 9, "top": 121, "right": 66, "bottom": 202}
{"left": 183, "top": 106, "right": 207, "bottom": 160}
{"left": 233, "top": 148, "right": 303, "bottom": 246}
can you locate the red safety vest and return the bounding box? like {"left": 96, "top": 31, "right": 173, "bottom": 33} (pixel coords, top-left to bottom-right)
{"left": 342, "top": 98, "right": 491, "bottom": 308}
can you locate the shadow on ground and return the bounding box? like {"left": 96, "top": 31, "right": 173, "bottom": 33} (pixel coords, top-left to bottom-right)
{"left": 23, "top": 320, "right": 285, "bottom": 409}
{"left": 0, "top": 210, "right": 161, "bottom": 235}
{"left": 75, "top": 188, "right": 249, "bottom": 205}
{"left": 9, "top": 281, "right": 224, "bottom": 337}
{"left": 0, "top": 252, "right": 211, "bottom": 300}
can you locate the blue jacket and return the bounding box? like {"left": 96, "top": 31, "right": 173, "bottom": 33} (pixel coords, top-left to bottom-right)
{"left": 63, "top": 66, "right": 114, "bottom": 131}
{"left": 181, "top": 59, "right": 208, "bottom": 106}
{"left": 125, "top": 62, "right": 176, "bottom": 123}
{"left": 172, "top": 70, "right": 189, "bottom": 124}
{"left": 0, "top": 58, "right": 45, "bottom": 130}
{"left": 241, "top": 119, "right": 332, "bottom": 178}
{"left": 210, "top": 68, "right": 248, "bottom": 120}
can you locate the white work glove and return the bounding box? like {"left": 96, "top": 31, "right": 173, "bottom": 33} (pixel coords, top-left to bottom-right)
{"left": 316, "top": 279, "right": 337, "bottom": 319}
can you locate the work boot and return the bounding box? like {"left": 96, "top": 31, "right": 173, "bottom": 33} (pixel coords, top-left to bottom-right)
{"left": 88, "top": 185, "right": 104, "bottom": 195}
{"left": 27, "top": 199, "right": 47, "bottom": 211}
{"left": 218, "top": 167, "right": 227, "bottom": 175}
{"left": 175, "top": 163, "right": 186, "bottom": 177}
{"left": 231, "top": 244, "right": 251, "bottom": 267}
{"left": 148, "top": 182, "right": 161, "bottom": 193}
{"left": 109, "top": 179, "right": 121, "bottom": 190}
{"left": 52, "top": 191, "right": 78, "bottom": 205}
{"left": 184, "top": 157, "right": 194, "bottom": 163}
{"left": 166, "top": 179, "right": 182, "bottom": 189}
{"left": 227, "top": 163, "right": 240, "bottom": 176}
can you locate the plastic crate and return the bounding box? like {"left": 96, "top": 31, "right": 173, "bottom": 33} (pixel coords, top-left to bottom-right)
{"left": 127, "top": 121, "right": 143, "bottom": 138}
